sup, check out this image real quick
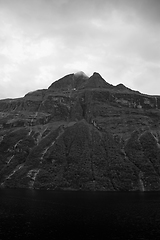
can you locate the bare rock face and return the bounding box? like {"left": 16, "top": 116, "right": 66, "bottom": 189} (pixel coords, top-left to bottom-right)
{"left": 1, "top": 72, "right": 160, "bottom": 191}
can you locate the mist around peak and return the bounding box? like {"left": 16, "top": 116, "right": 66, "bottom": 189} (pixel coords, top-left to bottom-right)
{"left": 74, "top": 71, "right": 89, "bottom": 79}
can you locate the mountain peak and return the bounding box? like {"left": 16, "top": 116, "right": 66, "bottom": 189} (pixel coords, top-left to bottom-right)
{"left": 48, "top": 73, "right": 74, "bottom": 90}
{"left": 115, "top": 83, "right": 140, "bottom": 93}
{"left": 83, "top": 72, "right": 113, "bottom": 89}
{"left": 116, "top": 83, "right": 128, "bottom": 90}
{"left": 74, "top": 71, "right": 88, "bottom": 79}
{"left": 48, "top": 72, "right": 88, "bottom": 91}
{"left": 92, "top": 72, "right": 102, "bottom": 76}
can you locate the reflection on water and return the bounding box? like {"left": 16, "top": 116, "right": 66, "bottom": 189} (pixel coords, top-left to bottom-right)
{"left": 0, "top": 189, "right": 160, "bottom": 239}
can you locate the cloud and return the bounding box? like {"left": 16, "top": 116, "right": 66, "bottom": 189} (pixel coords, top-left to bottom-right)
{"left": 133, "top": 64, "right": 160, "bottom": 94}
{"left": 0, "top": 0, "right": 160, "bottom": 98}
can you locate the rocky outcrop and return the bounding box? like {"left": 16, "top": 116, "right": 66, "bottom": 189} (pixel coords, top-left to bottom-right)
{"left": 1, "top": 72, "right": 160, "bottom": 190}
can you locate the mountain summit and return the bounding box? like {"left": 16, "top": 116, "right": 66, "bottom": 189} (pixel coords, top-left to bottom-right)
{"left": 0, "top": 72, "right": 160, "bottom": 191}
{"left": 49, "top": 72, "right": 115, "bottom": 90}
{"left": 48, "top": 72, "right": 88, "bottom": 90}
{"left": 83, "top": 72, "right": 114, "bottom": 89}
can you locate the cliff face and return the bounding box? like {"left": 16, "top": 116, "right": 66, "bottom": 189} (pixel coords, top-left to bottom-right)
{"left": 1, "top": 72, "right": 160, "bottom": 191}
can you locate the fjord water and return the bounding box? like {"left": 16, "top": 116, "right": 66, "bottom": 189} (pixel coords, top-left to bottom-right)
{"left": 0, "top": 190, "right": 160, "bottom": 240}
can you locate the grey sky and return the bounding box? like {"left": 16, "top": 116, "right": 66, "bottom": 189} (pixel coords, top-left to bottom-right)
{"left": 0, "top": 0, "right": 160, "bottom": 99}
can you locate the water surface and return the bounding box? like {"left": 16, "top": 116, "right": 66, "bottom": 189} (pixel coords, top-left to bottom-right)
{"left": 0, "top": 189, "right": 160, "bottom": 239}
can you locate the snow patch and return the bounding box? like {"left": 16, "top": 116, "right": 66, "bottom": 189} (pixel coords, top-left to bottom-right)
{"left": 1, "top": 164, "right": 24, "bottom": 187}
{"left": 14, "top": 139, "right": 22, "bottom": 149}
{"left": 7, "top": 155, "right": 14, "bottom": 164}
{"left": 6, "top": 164, "right": 24, "bottom": 180}
{"left": 27, "top": 169, "right": 40, "bottom": 188}
{"left": 40, "top": 141, "right": 55, "bottom": 163}
{"left": 28, "top": 128, "right": 32, "bottom": 136}
{"left": 36, "top": 127, "right": 48, "bottom": 144}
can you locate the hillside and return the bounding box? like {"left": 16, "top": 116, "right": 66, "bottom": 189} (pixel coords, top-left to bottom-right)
{"left": 1, "top": 72, "right": 160, "bottom": 191}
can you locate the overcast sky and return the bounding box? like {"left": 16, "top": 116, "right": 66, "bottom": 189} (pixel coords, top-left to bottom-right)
{"left": 0, "top": 0, "right": 160, "bottom": 99}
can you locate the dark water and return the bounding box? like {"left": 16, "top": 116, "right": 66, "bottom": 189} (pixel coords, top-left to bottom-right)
{"left": 0, "top": 190, "right": 160, "bottom": 240}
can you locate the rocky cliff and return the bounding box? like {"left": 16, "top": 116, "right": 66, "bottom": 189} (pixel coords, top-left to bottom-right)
{"left": 1, "top": 72, "right": 160, "bottom": 191}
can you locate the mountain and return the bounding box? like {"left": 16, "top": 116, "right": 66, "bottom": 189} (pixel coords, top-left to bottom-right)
{"left": 1, "top": 72, "right": 160, "bottom": 191}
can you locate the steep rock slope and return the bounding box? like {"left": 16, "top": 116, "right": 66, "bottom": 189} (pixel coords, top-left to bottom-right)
{"left": 0, "top": 72, "right": 160, "bottom": 190}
